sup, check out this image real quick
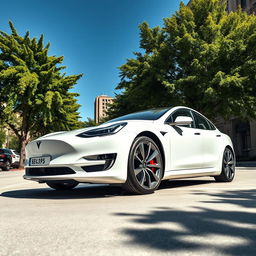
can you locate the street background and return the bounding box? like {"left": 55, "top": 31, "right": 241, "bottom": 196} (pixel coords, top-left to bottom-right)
{"left": 0, "top": 167, "right": 255, "bottom": 256}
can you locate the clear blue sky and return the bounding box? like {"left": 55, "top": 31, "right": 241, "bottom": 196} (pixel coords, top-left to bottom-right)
{"left": 0, "top": 0, "right": 188, "bottom": 121}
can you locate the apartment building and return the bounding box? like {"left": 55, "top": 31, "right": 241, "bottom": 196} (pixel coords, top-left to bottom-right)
{"left": 94, "top": 95, "right": 113, "bottom": 124}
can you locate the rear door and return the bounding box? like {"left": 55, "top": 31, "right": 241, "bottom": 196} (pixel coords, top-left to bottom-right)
{"left": 166, "top": 109, "right": 204, "bottom": 170}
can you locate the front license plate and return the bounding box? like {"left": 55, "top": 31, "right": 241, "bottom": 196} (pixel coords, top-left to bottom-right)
{"left": 29, "top": 156, "right": 51, "bottom": 166}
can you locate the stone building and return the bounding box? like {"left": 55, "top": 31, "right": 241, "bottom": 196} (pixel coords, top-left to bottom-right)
{"left": 94, "top": 95, "right": 113, "bottom": 124}
{"left": 215, "top": 119, "right": 256, "bottom": 159}
{"left": 217, "top": 0, "right": 256, "bottom": 159}
{"left": 225, "top": 0, "right": 256, "bottom": 13}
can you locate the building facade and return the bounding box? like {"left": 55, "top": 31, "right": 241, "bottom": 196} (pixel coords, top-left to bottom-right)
{"left": 94, "top": 95, "right": 113, "bottom": 124}
{"left": 225, "top": 0, "right": 256, "bottom": 13}
{"left": 218, "top": 0, "right": 256, "bottom": 159}
{"left": 215, "top": 118, "right": 256, "bottom": 159}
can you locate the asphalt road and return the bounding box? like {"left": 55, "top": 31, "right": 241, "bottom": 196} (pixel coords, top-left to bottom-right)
{"left": 0, "top": 168, "right": 255, "bottom": 256}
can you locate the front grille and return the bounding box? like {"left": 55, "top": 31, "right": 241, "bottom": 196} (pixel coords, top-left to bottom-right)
{"left": 25, "top": 167, "right": 75, "bottom": 176}
{"left": 81, "top": 165, "right": 105, "bottom": 172}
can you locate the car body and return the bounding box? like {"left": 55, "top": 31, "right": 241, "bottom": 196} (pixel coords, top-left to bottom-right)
{"left": 24, "top": 106, "right": 236, "bottom": 194}
{"left": 0, "top": 148, "right": 19, "bottom": 171}
{"left": 9, "top": 149, "right": 20, "bottom": 167}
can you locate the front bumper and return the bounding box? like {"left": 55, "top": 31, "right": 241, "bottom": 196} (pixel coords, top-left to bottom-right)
{"left": 24, "top": 131, "right": 136, "bottom": 184}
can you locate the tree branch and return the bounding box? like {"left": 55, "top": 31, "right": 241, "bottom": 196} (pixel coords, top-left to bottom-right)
{"left": 6, "top": 122, "right": 21, "bottom": 139}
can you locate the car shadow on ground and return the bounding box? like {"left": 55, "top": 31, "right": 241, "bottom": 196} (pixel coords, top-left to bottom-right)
{"left": 0, "top": 184, "right": 124, "bottom": 199}
{"left": 114, "top": 189, "right": 256, "bottom": 255}
{"left": 159, "top": 179, "right": 214, "bottom": 190}
{"left": 0, "top": 179, "right": 214, "bottom": 200}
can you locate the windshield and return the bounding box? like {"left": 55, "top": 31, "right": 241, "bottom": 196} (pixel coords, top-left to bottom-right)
{"left": 108, "top": 108, "right": 171, "bottom": 123}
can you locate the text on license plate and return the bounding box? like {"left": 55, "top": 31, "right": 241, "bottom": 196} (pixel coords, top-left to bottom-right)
{"left": 30, "top": 156, "right": 51, "bottom": 166}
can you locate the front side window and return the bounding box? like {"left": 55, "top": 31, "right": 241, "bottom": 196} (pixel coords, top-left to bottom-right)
{"left": 166, "top": 109, "right": 195, "bottom": 128}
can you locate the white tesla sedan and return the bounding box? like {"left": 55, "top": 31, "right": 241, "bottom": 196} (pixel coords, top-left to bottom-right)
{"left": 24, "top": 106, "right": 235, "bottom": 194}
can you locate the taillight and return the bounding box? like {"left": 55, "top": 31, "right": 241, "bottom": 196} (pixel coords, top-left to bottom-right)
{"left": 0, "top": 154, "right": 6, "bottom": 158}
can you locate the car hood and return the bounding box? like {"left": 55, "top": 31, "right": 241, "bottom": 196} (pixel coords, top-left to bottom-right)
{"left": 38, "top": 120, "right": 155, "bottom": 140}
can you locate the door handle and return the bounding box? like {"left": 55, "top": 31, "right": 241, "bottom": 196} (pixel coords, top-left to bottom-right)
{"left": 194, "top": 132, "right": 201, "bottom": 135}
{"left": 216, "top": 134, "right": 221, "bottom": 137}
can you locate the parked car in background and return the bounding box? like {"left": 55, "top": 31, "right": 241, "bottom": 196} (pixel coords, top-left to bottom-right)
{"left": 9, "top": 149, "right": 20, "bottom": 167}
{"left": 0, "top": 148, "right": 20, "bottom": 171}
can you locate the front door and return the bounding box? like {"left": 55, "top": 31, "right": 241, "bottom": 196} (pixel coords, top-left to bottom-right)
{"left": 166, "top": 109, "right": 203, "bottom": 170}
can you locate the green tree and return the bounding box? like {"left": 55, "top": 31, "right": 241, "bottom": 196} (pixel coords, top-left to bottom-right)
{"left": 0, "top": 129, "right": 6, "bottom": 148}
{"left": 0, "top": 22, "right": 83, "bottom": 167}
{"left": 9, "top": 135, "right": 20, "bottom": 152}
{"left": 108, "top": 0, "right": 256, "bottom": 121}
{"left": 84, "top": 118, "right": 97, "bottom": 128}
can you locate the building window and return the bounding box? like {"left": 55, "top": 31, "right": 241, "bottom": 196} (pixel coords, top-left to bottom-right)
{"left": 241, "top": 0, "right": 247, "bottom": 9}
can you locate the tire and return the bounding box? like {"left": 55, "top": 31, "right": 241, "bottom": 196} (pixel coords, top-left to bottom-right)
{"left": 124, "top": 136, "right": 164, "bottom": 194}
{"left": 3, "top": 160, "right": 11, "bottom": 171}
{"left": 214, "top": 147, "right": 235, "bottom": 182}
{"left": 46, "top": 180, "right": 79, "bottom": 190}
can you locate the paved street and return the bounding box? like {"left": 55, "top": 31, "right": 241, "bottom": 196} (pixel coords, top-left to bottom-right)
{"left": 0, "top": 168, "right": 256, "bottom": 256}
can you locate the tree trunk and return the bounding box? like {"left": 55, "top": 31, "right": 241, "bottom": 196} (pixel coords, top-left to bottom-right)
{"left": 19, "top": 132, "right": 30, "bottom": 169}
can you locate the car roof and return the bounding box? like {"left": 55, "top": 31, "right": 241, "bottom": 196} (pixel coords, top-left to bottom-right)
{"left": 0, "top": 148, "right": 11, "bottom": 153}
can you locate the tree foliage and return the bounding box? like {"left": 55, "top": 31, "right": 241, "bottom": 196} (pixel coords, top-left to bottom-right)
{"left": 0, "top": 129, "right": 6, "bottom": 148}
{"left": 8, "top": 134, "right": 20, "bottom": 152}
{"left": 83, "top": 117, "right": 97, "bottom": 127}
{"left": 108, "top": 0, "right": 256, "bottom": 120}
{"left": 0, "top": 22, "right": 83, "bottom": 166}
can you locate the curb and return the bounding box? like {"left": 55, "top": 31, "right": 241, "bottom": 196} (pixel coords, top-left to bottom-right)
{"left": 10, "top": 168, "right": 25, "bottom": 172}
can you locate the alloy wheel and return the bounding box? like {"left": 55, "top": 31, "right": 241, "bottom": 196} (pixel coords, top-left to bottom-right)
{"left": 132, "top": 140, "right": 162, "bottom": 190}
{"left": 223, "top": 148, "right": 235, "bottom": 180}
{"left": 4, "top": 160, "right": 11, "bottom": 171}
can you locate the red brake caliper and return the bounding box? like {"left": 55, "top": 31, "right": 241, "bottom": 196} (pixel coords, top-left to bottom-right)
{"left": 149, "top": 160, "right": 155, "bottom": 172}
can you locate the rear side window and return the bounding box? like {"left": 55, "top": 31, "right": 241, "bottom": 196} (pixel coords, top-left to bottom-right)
{"left": 193, "top": 111, "right": 214, "bottom": 130}
{"left": 207, "top": 120, "right": 216, "bottom": 130}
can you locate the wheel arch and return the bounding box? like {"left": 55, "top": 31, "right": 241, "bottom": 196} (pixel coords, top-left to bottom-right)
{"left": 135, "top": 131, "right": 166, "bottom": 176}
{"left": 225, "top": 145, "right": 236, "bottom": 161}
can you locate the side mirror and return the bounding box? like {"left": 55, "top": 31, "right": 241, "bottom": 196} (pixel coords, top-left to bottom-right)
{"left": 168, "top": 116, "right": 193, "bottom": 126}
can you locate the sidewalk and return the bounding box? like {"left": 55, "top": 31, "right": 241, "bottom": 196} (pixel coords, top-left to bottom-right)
{"left": 236, "top": 161, "right": 256, "bottom": 167}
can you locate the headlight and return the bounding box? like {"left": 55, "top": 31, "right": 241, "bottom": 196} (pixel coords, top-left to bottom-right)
{"left": 77, "top": 122, "right": 127, "bottom": 138}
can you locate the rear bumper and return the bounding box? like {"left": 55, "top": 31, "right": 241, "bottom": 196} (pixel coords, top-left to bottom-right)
{"left": 11, "top": 161, "right": 19, "bottom": 167}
